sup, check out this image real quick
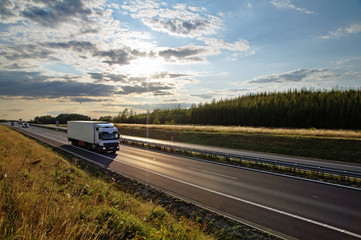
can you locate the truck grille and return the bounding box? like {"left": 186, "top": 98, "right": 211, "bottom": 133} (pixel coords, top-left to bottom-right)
{"left": 104, "top": 142, "right": 119, "bottom": 147}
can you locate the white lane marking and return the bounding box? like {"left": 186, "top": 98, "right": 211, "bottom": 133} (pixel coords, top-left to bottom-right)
{"left": 189, "top": 167, "right": 238, "bottom": 180}
{"left": 20, "top": 128, "right": 361, "bottom": 239}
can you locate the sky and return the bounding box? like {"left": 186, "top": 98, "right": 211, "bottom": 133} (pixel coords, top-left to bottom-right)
{"left": 1, "top": 0, "right": 361, "bottom": 120}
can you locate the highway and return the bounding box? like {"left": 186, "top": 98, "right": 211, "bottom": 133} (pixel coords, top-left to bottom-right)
{"left": 120, "top": 135, "right": 361, "bottom": 174}
{"left": 6, "top": 123, "right": 361, "bottom": 240}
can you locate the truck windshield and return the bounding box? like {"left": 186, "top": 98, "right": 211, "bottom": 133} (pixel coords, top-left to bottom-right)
{"left": 100, "top": 132, "right": 119, "bottom": 140}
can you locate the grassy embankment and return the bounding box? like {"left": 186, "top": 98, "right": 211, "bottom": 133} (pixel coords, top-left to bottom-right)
{"left": 115, "top": 124, "right": 361, "bottom": 164}
{"left": 1, "top": 125, "right": 278, "bottom": 240}
{"left": 0, "top": 125, "right": 212, "bottom": 239}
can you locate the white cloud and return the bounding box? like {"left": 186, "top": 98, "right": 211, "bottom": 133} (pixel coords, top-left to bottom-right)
{"left": 122, "top": 0, "right": 222, "bottom": 38}
{"left": 321, "top": 22, "right": 361, "bottom": 39}
{"left": 121, "top": 0, "right": 254, "bottom": 60}
{"left": 336, "top": 57, "right": 361, "bottom": 66}
{"left": 270, "top": 0, "right": 314, "bottom": 14}
{"left": 0, "top": 0, "right": 253, "bottom": 111}
{"left": 204, "top": 38, "right": 250, "bottom": 52}
{"left": 248, "top": 68, "right": 339, "bottom": 84}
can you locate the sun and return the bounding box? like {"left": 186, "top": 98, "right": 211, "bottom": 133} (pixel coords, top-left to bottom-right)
{"left": 128, "top": 57, "right": 165, "bottom": 77}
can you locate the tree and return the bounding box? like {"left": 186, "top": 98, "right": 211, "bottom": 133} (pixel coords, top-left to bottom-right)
{"left": 99, "top": 116, "right": 112, "bottom": 122}
{"left": 55, "top": 113, "right": 91, "bottom": 124}
{"left": 34, "top": 115, "right": 55, "bottom": 124}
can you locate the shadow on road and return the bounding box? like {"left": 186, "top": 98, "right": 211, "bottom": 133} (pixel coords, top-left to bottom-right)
{"left": 59, "top": 144, "right": 117, "bottom": 168}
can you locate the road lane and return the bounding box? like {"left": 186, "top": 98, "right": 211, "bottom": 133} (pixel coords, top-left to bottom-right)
{"left": 115, "top": 145, "right": 361, "bottom": 235}
{"left": 121, "top": 135, "right": 361, "bottom": 174}
{"left": 6, "top": 123, "right": 361, "bottom": 240}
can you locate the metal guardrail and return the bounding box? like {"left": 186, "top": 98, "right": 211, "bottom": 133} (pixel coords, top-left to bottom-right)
{"left": 31, "top": 124, "right": 361, "bottom": 179}
{"left": 30, "top": 123, "right": 67, "bottom": 132}
{"left": 120, "top": 137, "right": 361, "bottom": 179}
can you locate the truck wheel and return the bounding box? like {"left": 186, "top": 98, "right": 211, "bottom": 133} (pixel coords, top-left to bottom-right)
{"left": 87, "top": 144, "right": 92, "bottom": 151}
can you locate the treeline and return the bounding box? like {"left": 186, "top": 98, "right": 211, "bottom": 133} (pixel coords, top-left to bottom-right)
{"left": 115, "top": 89, "right": 361, "bottom": 129}
{"left": 33, "top": 113, "right": 91, "bottom": 124}
{"left": 32, "top": 89, "right": 361, "bottom": 129}
{"left": 111, "top": 107, "right": 191, "bottom": 125}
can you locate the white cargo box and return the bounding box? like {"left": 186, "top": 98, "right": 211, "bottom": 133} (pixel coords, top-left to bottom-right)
{"left": 67, "top": 121, "right": 105, "bottom": 144}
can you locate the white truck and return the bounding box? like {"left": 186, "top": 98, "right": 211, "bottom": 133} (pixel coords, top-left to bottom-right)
{"left": 67, "top": 121, "right": 120, "bottom": 153}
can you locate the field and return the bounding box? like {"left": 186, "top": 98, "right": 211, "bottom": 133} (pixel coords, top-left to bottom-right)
{"left": 115, "top": 124, "right": 361, "bottom": 164}
{"left": 0, "top": 125, "right": 212, "bottom": 240}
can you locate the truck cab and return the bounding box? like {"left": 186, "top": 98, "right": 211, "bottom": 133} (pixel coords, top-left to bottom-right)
{"left": 95, "top": 123, "right": 120, "bottom": 153}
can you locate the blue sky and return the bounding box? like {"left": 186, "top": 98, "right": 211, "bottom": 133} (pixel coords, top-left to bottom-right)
{"left": 1, "top": 0, "right": 361, "bottom": 120}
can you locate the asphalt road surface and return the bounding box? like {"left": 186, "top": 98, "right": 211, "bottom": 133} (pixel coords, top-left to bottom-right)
{"left": 120, "top": 135, "right": 361, "bottom": 174}
{"left": 6, "top": 123, "right": 361, "bottom": 240}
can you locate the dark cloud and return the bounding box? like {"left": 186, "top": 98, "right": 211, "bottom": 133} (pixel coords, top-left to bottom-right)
{"left": 2, "top": 41, "right": 102, "bottom": 65}
{"left": 117, "top": 82, "right": 173, "bottom": 96}
{"left": 151, "top": 72, "right": 189, "bottom": 79}
{"left": 2, "top": 40, "right": 151, "bottom": 68}
{"left": 71, "top": 97, "right": 108, "bottom": 103}
{"left": 6, "top": 109, "right": 23, "bottom": 112}
{"left": 0, "top": 70, "right": 114, "bottom": 99}
{"left": 92, "top": 48, "right": 153, "bottom": 66}
{"left": 94, "top": 48, "right": 136, "bottom": 66}
{"left": 159, "top": 46, "right": 209, "bottom": 62}
{"left": 3, "top": 44, "right": 56, "bottom": 61}
{"left": 6, "top": 63, "right": 30, "bottom": 70}
{"left": 89, "top": 72, "right": 128, "bottom": 83}
{"left": 0, "top": 0, "right": 16, "bottom": 21}
{"left": 41, "top": 41, "right": 96, "bottom": 52}
{"left": 144, "top": 18, "right": 209, "bottom": 36}
{"left": 1, "top": 38, "right": 210, "bottom": 69}
{"left": 21, "top": 0, "right": 91, "bottom": 28}
{"left": 78, "top": 26, "right": 100, "bottom": 35}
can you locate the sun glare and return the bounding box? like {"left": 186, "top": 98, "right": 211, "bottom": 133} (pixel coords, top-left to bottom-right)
{"left": 128, "top": 57, "right": 165, "bottom": 77}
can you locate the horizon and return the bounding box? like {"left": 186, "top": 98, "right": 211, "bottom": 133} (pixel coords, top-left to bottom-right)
{"left": 5, "top": 87, "right": 359, "bottom": 122}
{"left": 1, "top": 0, "right": 361, "bottom": 120}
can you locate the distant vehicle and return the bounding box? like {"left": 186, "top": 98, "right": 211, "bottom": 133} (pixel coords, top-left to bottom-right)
{"left": 22, "top": 122, "right": 29, "bottom": 128}
{"left": 18, "top": 119, "right": 23, "bottom": 124}
{"left": 67, "top": 121, "right": 119, "bottom": 153}
{"left": 11, "top": 121, "right": 14, "bottom": 126}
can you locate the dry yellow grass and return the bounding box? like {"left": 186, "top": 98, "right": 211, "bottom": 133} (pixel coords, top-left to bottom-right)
{"left": 115, "top": 123, "right": 361, "bottom": 140}
{"left": 0, "top": 125, "right": 212, "bottom": 240}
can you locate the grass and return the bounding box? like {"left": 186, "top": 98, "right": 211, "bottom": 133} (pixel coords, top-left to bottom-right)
{"left": 115, "top": 124, "right": 361, "bottom": 139}
{"left": 115, "top": 124, "right": 361, "bottom": 164}
{"left": 0, "top": 125, "right": 213, "bottom": 240}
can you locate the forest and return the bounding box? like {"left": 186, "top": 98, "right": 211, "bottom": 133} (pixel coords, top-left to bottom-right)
{"left": 113, "top": 89, "right": 361, "bottom": 129}
{"left": 33, "top": 89, "right": 361, "bottom": 129}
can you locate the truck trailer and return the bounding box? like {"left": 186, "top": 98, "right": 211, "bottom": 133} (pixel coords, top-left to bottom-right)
{"left": 67, "top": 121, "right": 120, "bottom": 153}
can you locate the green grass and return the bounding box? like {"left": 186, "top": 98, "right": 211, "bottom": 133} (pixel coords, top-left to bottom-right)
{"left": 0, "top": 125, "right": 213, "bottom": 240}
{"left": 115, "top": 124, "right": 361, "bottom": 164}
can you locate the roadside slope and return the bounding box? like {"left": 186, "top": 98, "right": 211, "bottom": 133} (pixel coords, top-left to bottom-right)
{"left": 0, "top": 125, "right": 212, "bottom": 240}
